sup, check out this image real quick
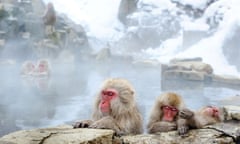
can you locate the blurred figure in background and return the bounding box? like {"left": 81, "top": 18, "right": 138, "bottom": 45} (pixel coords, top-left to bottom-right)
{"left": 42, "top": 2, "right": 56, "bottom": 35}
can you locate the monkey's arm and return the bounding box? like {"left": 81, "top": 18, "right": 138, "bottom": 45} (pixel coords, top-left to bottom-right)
{"left": 89, "top": 116, "right": 122, "bottom": 135}
{"left": 179, "top": 108, "right": 194, "bottom": 119}
{"left": 187, "top": 113, "right": 209, "bottom": 129}
{"left": 179, "top": 108, "right": 206, "bottom": 129}
{"left": 148, "top": 121, "right": 177, "bottom": 134}
{"left": 177, "top": 118, "right": 189, "bottom": 135}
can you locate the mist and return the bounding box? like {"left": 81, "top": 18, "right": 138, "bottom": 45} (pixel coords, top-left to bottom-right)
{"left": 1, "top": 59, "right": 239, "bottom": 136}
{"left": 0, "top": 0, "right": 240, "bottom": 136}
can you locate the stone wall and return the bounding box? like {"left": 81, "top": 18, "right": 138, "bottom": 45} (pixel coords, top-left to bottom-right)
{"left": 0, "top": 121, "right": 239, "bottom": 144}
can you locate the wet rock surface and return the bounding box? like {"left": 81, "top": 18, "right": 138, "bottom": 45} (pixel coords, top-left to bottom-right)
{"left": 161, "top": 57, "right": 240, "bottom": 90}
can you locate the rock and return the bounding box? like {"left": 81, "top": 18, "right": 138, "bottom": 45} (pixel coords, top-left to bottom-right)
{"left": 162, "top": 60, "right": 213, "bottom": 81}
{"left": 206, "top": 122, "right": 240, "bottom": 141}
{"left": 31, "top": 0, "right": 45, "bottom": 16}
{"left": 211, "top": 75, "right": 240, "bottom": 85}
{"left": 170, "top": 57, "right": 203, "bottom": 63}
{"left": 116, "top": 8, "right": 181, "bottom": 50}
{"left": 118, "top": 0, "right": 138, "bottom": 25}
{"left": 0, "top": 0, "right": 90, "bottom": 61}
{"left": 1, "top": 120, "right": 240, "bottom": 144}
{"left": 162, "top": 58, "right": 240, "bottom": 88}
{"left": 122, "top": 129, "right": 234, "bottom": 144}
{"left": 163, "top": 70, "right": 205, "bottom": 81}
{"left": 224, "top": 105, "right": 240, "bottom": 121}
{"left": 0, "top": 125, "right": 114, "bottom": 144}
{"left": 168, "top": 61, "right": 213, "bottom": 74}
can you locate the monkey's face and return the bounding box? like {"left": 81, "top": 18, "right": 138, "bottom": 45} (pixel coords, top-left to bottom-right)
{"left": 99, "top": 88, "right": 118, "bottom": 115}
{"left": 38, "top": 62, "right": 48, "bottom": 73}
{"left": 27, "top": 63, "right": 35, "bottom": 72}
{"left": 203, "top": 106, "right": 219, "bottom": 118}
{"left": 161, "top": 105, "right": 179, "bottom": 122}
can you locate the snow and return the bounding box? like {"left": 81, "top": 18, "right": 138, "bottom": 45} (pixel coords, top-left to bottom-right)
{"left": 43, "top": 0, "right": 240, "bottom": 76}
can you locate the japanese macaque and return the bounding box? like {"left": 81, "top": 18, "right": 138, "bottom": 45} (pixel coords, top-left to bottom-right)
{"left": 34, "top": 59, "right": 51, "bottom": 76}
{"left": 20, "top": 61, "right": 35, "bottom": 75}
{"left": 183, "top": 106, "right": 224, "bottom": 129}
{"left": 42, "top": 2, "right": 56, "bottom": 34}
{"left": 147, "top": 92, "right": 192, "bottom": 135}
{"left": 73, "top": 78, "right": 143, "bottom": 135}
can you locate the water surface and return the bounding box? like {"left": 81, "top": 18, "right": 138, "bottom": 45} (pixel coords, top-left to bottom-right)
{"left": 0, "top": 59, "right": 239, "bottom": 136}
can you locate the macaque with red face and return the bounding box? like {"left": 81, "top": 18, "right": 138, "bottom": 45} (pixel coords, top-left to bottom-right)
{"left": 73, "top": 78, "right": 143, "bottom": 135}
{"left": 34, "top": 59, "right": 50, "bottom": 76}
{"left": 183, "top": 106, "right": 224, "bottom": 129}
{"left": 147, "top": 92, "right": 192, "bottom": 135}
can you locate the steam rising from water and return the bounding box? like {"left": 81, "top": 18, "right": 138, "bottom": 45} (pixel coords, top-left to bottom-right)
{"left": 1, "top": 60, "right": 240, "bottom": 136}
{"left": 1, "top": 0, "right": 240, "bottom": 137}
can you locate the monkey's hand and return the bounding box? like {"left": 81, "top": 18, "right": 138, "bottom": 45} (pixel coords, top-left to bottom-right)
{"left": 89, "top": 116, "right": 120, "bottom": 131}
{"left": 148, "top": 121, "right": 177, "bottom": 133}
{"left": 89, "top": 116, "right": 122, "bottom": 135}
{"left": 73, "top": 120, "right": 93, "bottom": 128}
{"left": 179, "top": 108, "right": 194, "bottom": 119}
{"left": 177, "top": 118, "right": 189, "bottom": 136}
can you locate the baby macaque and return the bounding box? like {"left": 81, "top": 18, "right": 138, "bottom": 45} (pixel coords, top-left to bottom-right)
{"left": 147, "top": 92, "right": 192, "bottom": 135}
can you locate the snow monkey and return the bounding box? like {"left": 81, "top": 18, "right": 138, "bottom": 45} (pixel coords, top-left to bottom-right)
{"left": 73, "top": 78, "right": 143, "bottom": 135}
{"left": 147, "top": 92, "right": 193, "bottom": 135}
{"left": 35, "top": 59, "right": 51, "bottom": 76}
{"left": 181, "top": 106, "right": 224, "bottom": 129}
{"left": 20, "top": 61, "right": 35, "bottom": 75}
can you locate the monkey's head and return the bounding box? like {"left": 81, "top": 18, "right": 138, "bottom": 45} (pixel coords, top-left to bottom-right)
{"left": 201, "top": 106, "right": 224, "bottom": 122}
{"left": 158, "top": 92, "right": 184, "bottom": 122}
{"left": 37, "top": 59, "right": 49, "bottom": 73}
{"left": 159, "top": 92, "right": 183, "bottom": 108}
{"left": 21, "top": 61, "right": 35, "bottom": 74}
{"left": 98, "top": 78, "right": 135, "bottom": 116}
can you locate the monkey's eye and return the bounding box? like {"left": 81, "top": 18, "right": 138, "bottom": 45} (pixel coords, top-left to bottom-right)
{"left": 162, "top": 105, "right": 178, "bottom": 112}
{"left": 107, "top": 91, "right": 114, "bottom": 96}
{"left": 171, "top": 107, "right": 178, "bottom": 112}
{"left": 102, "top": 90, "right": 116, "bottom": 96}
